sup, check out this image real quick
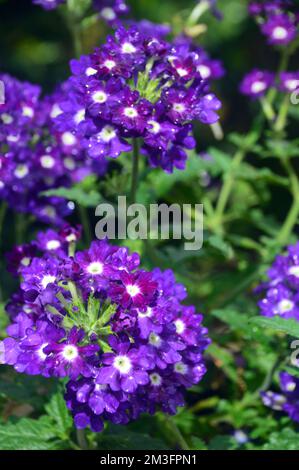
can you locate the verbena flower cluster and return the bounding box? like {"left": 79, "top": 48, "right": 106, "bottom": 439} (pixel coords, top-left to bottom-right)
{"left": 1, "top": 229, "right": 210, "bottom": 432}
{"left": 0, "top": 74, "right": 107, "bottom": 225}
{"left": 240, "top": 2, "right": 299, "bottom": 99}
{"left": 52, "top": 27, "right": 222, "bottom": 172}
{"left": 261, "top": 372, "right": 299, "bottom": 422}
{"left": 248, "top": 1, "right": 299, "bottom": 46}
{"left": 257, "top": 242, "right": 299, "bottom": 319}
{"left": 33, "top": 0, "right": 129, "bottom": 26}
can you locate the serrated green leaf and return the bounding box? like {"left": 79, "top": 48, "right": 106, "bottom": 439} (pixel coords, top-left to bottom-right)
{"left": 0, "top": 416, "right": 58, "bottom": 450}
{"left": 45, "top": 393, "right": 72, "bottom": 439}
{"left": 250, "top": 316, "right": 299, "bottom": 339}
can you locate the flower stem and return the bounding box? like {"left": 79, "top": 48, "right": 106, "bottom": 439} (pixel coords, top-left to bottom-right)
{"left": 0, "top": 202, "right": 7, "bottom": 248}
{"left": 78, "top": 205, "right": 92, "bottom": 244}
{"left": 130, "top": 138, "right": 140, "bottom": 205}
{"left": 274, "top": 95, "right": 290, "bottom": 133}
{"left": 158, "top": 415, "right": 190, "bottom": 450}
{"left": 213, "top": 148, "right": 246, "bottom": 231}
{"left": 276, "top": 159, "right": 299, "bottom": 247}
{"left": 76, "top": 428, "right": 88, "bottom": 450}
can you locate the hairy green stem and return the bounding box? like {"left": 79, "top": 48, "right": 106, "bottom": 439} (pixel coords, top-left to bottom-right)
{"left": 213, "top": 148, "right": 246, "bottom": 230}
{"left": 274, "top": 95, "right": 290, "bottom": 133}
{"left": 276, "top": 159, "right": 299, "bottom": 247}
{"left": 130, "top": 139, "right": 140, "bottom": 205}
{"left": 159, "top": 415, "right": 190, "bottom": 450}
{"left": 78, "top": 205, "right": 92, "bottom": 244}
{"left": 76, "top": 429, "right": 88, "bottom": 450}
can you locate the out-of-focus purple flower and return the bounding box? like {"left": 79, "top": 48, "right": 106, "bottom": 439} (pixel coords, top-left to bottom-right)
{"left": 33, "top": 0, "right": 129, "bottom": 26}
{"left": 248, "top": 1, "right": 298, "bottom": 46}
{"left": 257, "top": 242, "right": 299, "bottom": 320}
{"left": 33, "top": 0, "right": 65, "bottom": 10}
{"left": 1, "top": 230, "right": 210, "bottom": 432}
{"left": 279, "top": 71, "right": 299, "bottom": 92}
{"left": 262, "top": 372, "right": 299, "bottom": 422}
{"left": 240, "top": 70, "right": 275, "bottom": 98}
{"left": 0, "top": 74, "right": 107, "bottom": 224}
{"left": 261, "top": 13, "right": 297, "bottom": 45}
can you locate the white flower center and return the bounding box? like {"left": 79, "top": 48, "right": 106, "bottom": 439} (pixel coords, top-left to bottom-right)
{"left": 14, "top": 164, "right": 29, "bottom": 179}
{"left": 288, "top": 266, "right": 299, "bottom": 278}
{"left": 66, "top": 233, "right": 77, "bottom": 243}
{"left": 251, "top": 81, "right": 267, "bottom": 94}
{"left": 100, "top": 7, "right": 116, "bottom": 21}
{"left": 37, "top": 343, "right": 48, "bottom": 361}
{"left": 62, "top": 345, "right": 79, "bottom": 362}
{"left": 21, "top": 257, "right": 31, "bottom": 267}
{"left": 99, "top": 125, "right": 117, "bottom": 143}
{"left": 113, "top": 355, "right": 132, "bottom": 374}
{"left": 22, "top": 105, "right": 34, "bottom": 118}
{"left": 174, "top": 362, "right": 188, "bottom": 375}
{"left": 1, "top": 113, "right": 13, "bottom": 124}
{"left": 197, "top": 64, "right": 211, "bottom": 79}
{"left": 86, "top": 66, "right": 97, "bottom": 76}
{"left": 74, "top": 108, "right": 85, "bottom": 124}
{"left": 149, "top": 332, "right": 162, "bottom": 348}
{"left": 286, "top": 381, "right": 296, "bottom": 392}
{"left": 61, "top": 132, "right": 77, "bottom": 146}
{"left": 122, "top": 42, "right": 137, "bottom": 54}
{"left": 126, "top": 284, "right": 140, "bottom": 297}
{"left": 138, "top": 307, "right": 152, "bottom": 318}
{"left": 87, "top": 261, "right": 104, "bottom": 275}
{"left": 150, "top": 373, "right": 162, "bottom": 387}
{"left": 50, "top": 103, "right": 62, "bottom": 118}
{"left": 41, "top": 274, "right": 56, "bottom": 289}
{"left": 46, "top": 240, "right": 61, "bottom": 250}
{"left": 40, "top": 155, "right": 55, "bottom": 169}
{"left": 174, "top": 319, "right": 185, "bottom": 334}
{"left": 173, "top": 103, "right": 185, "bottom": 113}
{"left": 148, "top": 120, "right": 161, "bottom": 134}
{"left": 176, "top": 67, "right": 188, "bottom": 77}
{"left": 92, "top": 90, "right": 108, "bottom": 104}
{"left": 277, "top": 299, "right": 294, "bottom": 314}
{"left": 124, "top": 107, "right": 138, "bottom": 118}
{"left": 7, "top": 134, "right": 19, "bottom": 143}
{"left": 272, "top": 26, "right": 288, "bottom": 40}
{"left": 285, "top": 79, "right": 299, "bottom": 91}
{"left": 104, "top": 59, "right": 116, "bottom": 70}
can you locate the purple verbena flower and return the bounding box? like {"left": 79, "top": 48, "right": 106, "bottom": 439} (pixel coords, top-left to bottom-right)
{"left": 1, "top": 231, "right": 210, "bottom": 432}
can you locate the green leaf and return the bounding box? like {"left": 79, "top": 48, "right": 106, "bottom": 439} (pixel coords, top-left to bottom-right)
{"left": 45, "top": 392, "right": 72, "bottom": 439}
{"left": 98, "top": 427, "right": 168, "bottom": 450}
{"left": 208, "top": 435, "right": 237, "bottom": 450}
{"left": 42, "top": 186, "right": 101, "bottom": 208}
{"left": 263, "top": 428, "right": 299, "bottom": 450}
{"left": 207, "top": 234, "right": 234, "bottom": 259}
{"left": 250, "top": 316, "right": 299, "bottom": 339}
{"left": 0, "top": 417, "right": 58, "bottom": 450}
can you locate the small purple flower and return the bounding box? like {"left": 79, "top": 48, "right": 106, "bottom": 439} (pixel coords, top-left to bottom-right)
{"left": 257, "top": 242, "right": 299, "bottom": 321}
{"left": 279, "top": 71, "right": 299, "bottom": 92}
{"left": 261, "top": 13, "right": 297, "bottom": 45}
{"left": 33, "top": 0, "right": 65, "bottom": 10}
{"left": 262, "top": 372, "right": 299, "bottom": 422}
{"left": 240, "top": 70, "right": 275, "bottom": 98}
